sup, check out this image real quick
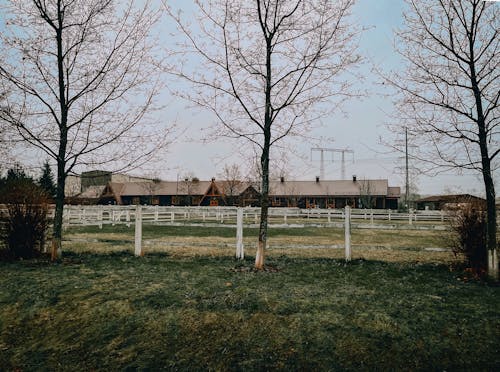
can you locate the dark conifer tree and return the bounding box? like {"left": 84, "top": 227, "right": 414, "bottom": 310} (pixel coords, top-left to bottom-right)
{"left": 38, "top": 161, "right": 56, "bottom": 199}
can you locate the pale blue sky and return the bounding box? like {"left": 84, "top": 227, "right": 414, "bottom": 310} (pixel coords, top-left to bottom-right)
{"left": 159, "top": 0, "right": 491, "bottom": 196}
{"left": 1, "top": 0, "right": 495, "bottom": 196}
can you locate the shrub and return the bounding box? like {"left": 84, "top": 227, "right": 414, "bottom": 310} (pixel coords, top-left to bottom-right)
{"left": 0, "top": 179, "right": 49, "bottom": 259}
{"left": 447, "top": 202, "right": 487, "bottom": 274}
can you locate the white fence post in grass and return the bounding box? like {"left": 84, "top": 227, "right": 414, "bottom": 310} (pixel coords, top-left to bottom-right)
{"left": 344, "top": 206, "right": 351, "bottom": 262}
{"left": 409, "top": 208, "right": 413, "bottom": 225}
{"left": 98, "top": 206, "right": 103, "bottom": 229}
{"left": 135, "top": 205, "right": 143, "bottom": 257}
{"left": 236, "top": 207, "right": 244, "bottom": 259}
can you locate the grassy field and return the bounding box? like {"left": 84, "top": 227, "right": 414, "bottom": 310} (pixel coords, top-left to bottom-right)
{"left": 0, "top": 253, "right": 499, "bottom": 371}
{"left": 63, "top": 224, "right": 453, "bottom": 262}
{"left": 1, "top": 225, "right": 499, "bottom": 370}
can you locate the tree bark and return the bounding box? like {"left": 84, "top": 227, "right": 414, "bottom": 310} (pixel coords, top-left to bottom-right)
{"left": 255, "top": 34, "right": 273, "bottom": 270}
{"left": 51, "top": 4, "right": 68, "bottom": 261}
{"left": 469, "top": 30, "right": 498, "bottom": 280}
{"left": 256, "top": 144, "right": 270, "bottom": 269}
{"left": 478, "top": 128, "right": 498, "bottom": 279}
{"left": 51, "top": 166, "right": 65, "bottom": 261}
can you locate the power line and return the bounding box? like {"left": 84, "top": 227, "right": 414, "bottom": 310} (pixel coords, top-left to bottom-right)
{"left": 311, "top": 147, "right": 354, "bottom": 180}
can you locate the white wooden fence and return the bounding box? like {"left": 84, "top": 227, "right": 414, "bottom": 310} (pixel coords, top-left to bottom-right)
{"left": 58, "top": 205, "right": 451, "bottom": 259}
{"left": 0, "top": 204, "right": 453, "bottom": 259}
{"left": 61, "top": 205, "right": 449, "bottom": 228}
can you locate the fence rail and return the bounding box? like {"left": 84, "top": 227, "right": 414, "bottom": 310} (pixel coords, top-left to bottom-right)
{"left": 60, "top": 205, "right": 450, "bottom": 229}
{"left": 0, "top": 204, "right": 455, "bottom": 259}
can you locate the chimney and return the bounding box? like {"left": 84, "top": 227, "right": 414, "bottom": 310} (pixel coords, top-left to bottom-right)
{"left": 315, "top": 176, "right": 320, "bottom": 183}
{"left": 352, "top": 175, "right": 357, "bottom": 182}
{"left": 280, "top": 176, "right": 285, "bottom": 183}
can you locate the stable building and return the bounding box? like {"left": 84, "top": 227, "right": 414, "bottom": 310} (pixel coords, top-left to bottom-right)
{"left": 97, "top": 177, "right": 400, "bottom": 209}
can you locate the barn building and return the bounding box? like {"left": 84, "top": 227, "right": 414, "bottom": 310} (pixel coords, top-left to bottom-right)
{"left": 96, "top": 176, "right": 400, "bottom": 209}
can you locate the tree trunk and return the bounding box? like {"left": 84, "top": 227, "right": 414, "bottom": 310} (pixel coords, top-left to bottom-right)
{"left": 51, "top": 167, "right": 65, "bottom": 261}
{"left": 256, "top": 147, "right": 270, "bottom": 269}
{"left": 469, "top": 44, "right": 498, "bottom": 279}
{"left": 481, "top": 154, "right": 498, "bottom": 280}
{"left": 255, "top": 35, "right": 273, "bottom": 270}
{"left": 51, "top": 9, "right": 68, "bottom": 261}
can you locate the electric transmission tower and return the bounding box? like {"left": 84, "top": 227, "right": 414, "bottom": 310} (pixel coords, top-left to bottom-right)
{"left": 395, "top": 127, "right": 419, "bottom": 211}
{"left": 311, "top": 147, "right": 354, "bottom": 180}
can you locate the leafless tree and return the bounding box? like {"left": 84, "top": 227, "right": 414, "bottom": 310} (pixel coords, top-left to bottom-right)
{"left": 359, "top": 178, "right": 373, "bottom": 209}
{"left": 218, "top": 164, "right": 243, "bottom": 205}
{"left": 166, "top": 0, "right": 361, "bottom": 268}
{"left": 178, "top": 173, "right": 200, "bottom": 206}
{"left": 0, "top": 0, "right": 172, "bottom": 260}
{"left": 386, "top": 0, "right": 498, "bottom": 278}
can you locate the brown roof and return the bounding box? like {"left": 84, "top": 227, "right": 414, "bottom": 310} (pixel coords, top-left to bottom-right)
{"left": 77, "top": 185, "right": 106, "bottom": 198}
{"left": 387, "top": 186, "right": 401, "bottom": 198}
{"left": 107, "top": 179, "right": 398, "bottom": 198}
{"left": 269, "top": 180, "right": 389, "bottom": 197}
{"left": 416, "top": 194, "right": 485, "bottom": 203}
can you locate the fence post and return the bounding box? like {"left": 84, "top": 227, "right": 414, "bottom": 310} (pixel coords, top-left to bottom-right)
{"left": 409, "top": 208, "right": 413, "bottom": 225}
{"left": 126, "top": 209, "right": 131, "bottom": 228}
{"left": 236, "top": 207, "right": 244, "bottom": 259}
{"left": 135, "top": 205, "right": 143, "bottom": 257}
{"left": 345, "top": 206, "right": 352, "bottom": 261}
{"left": 98, "top": 206, "right": 103, "bottom": 229}
{"left": 154, "top": 205, "right": 159, "bottom": 222}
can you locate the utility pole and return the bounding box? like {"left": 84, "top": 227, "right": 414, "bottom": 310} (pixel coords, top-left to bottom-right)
{"left": 311, "top": 147, "right": 354, "bottom": 180}
{"left": 405, "top": 127, "right": 410, "bottom": 211}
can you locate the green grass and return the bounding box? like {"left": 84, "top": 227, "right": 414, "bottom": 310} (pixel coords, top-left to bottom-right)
{"left": 1, "top": 253, "right": 499, "bottom": 371}
{"left": 66, "top": 223, "right": 446, "bottom": 247}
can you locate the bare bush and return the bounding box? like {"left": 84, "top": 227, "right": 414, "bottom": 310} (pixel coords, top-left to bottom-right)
{"left": 0, "top": 180, "right": 49, "bottom": 259}
{"left": 448, "top": 202, "right": 487, "bottom": 275}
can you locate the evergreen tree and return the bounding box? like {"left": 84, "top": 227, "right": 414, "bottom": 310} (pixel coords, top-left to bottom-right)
{"left": 6, "top": 163, "right": 31, "bottom": 182}
{"left": 38, "top": 161, "right": 56, "bottom": 199}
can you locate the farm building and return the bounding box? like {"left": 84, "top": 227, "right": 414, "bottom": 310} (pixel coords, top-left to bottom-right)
{"left": 65, "top": 170, "right": 153, "bottom": 197}
{"left": 415, "top": 194, "right": 486, "bottom": 210}
{"left": 95, "top": 177, "right": 400, "bottom": 209}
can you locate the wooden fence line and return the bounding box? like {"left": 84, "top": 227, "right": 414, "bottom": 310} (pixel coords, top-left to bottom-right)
{"left": 1, "top": 204, "right": 454, "bottom": 259}
{"left": 59, "top": 205, "right": 450, "bottom": 228}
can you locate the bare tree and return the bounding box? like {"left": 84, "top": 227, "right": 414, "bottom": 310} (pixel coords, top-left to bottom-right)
{"left": 0, "top": 0, "right": 171, "bottom": 260}
{"left": 387, "top": 0, "right": 498, "bottom": 278}
{"left": 359, "top": 178, "right": 373, "bottom": 209}
{"left": 166, "top": 0, "right": 361, "bottom": 269}
{"left": 178, "top": 173, "right": 200, "bottom": 206}
{"left": 218, "top": 164, "right": 243, "bottom": 205}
